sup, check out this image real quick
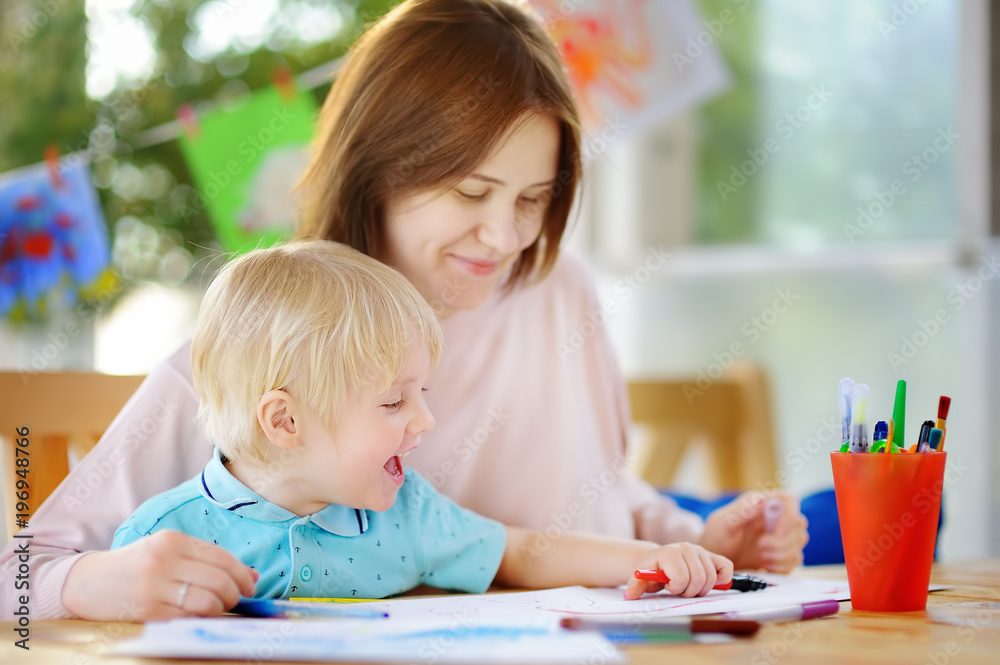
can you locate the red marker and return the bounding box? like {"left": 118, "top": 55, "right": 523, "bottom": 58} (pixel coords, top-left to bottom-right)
{"left": 936, "top": 396, "right": 951, "bottom": 450}
{"left": 634, "top": 570, "right": 769, "bottom": 592}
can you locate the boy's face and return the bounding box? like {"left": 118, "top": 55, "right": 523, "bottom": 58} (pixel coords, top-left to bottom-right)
{"left": 295, "top": 338, "right": 435, "bottom": 513}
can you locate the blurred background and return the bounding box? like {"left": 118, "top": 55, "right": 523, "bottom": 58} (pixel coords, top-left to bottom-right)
{"left": 0, "top": 0, "right": 995, "bottom": 559}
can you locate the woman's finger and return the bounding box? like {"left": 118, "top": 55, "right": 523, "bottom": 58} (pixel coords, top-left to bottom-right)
{"left": 171, "top": 580, "right": 228, "bottom": 617}
{"left": 170, "top": 559, "right": 246, "bottom": 613}
{"left": 179, "top": 533, "right": 258, "bottom": 597}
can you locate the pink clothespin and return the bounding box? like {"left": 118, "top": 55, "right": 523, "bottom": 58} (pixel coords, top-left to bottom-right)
{"left": 177, "top": 104, "right": 201, "bottom": 140}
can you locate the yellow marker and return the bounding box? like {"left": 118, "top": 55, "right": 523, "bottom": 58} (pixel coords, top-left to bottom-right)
{"left": 289, "top": 597, "right": 381, "bottom": 603}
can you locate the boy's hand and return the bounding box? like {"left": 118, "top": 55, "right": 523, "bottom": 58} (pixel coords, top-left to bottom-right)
{"left": 624, "top": 542, "right": 733, "bottom": 600}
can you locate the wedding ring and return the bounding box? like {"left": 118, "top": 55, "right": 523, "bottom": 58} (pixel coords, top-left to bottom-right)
{"left": 177, "top": 581, "right": 190, "bottom": 609}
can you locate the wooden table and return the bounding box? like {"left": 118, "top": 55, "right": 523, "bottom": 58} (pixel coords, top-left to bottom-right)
{"left": 3, "top": 560, "right": 998, "bottom": 664}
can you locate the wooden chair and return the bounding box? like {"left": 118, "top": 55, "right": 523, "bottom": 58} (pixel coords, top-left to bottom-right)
{"left": 627, "top": 363, "right": 778, "bottom": 493}
{"left": 0, "top": 371, "right": 145, "bottom": 540}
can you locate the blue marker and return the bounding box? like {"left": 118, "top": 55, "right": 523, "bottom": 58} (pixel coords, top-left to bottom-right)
{"left": 873, "top": 420, "right": 888, "bottom": 444}
{"left": 232, "top": 598, "right": 389, "bottom": 619}
{"left": 869, "top": 420, "right": 889, "bottom": 453}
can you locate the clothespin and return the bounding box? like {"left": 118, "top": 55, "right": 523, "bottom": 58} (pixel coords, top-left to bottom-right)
{"left": 272, "top": 66, "right": 297, "bottom": 103}
{"left": 177, "top": 104, "right": 201, "bottom": 140}
{"left": 44, "top": 144, "right": 63, "bottom": 189}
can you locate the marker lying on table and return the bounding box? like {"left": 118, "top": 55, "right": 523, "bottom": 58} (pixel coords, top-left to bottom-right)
{"left": 634, "top": 570, "right": 769, "bottom": 591}
{"left": 289, "top": 597, "right": 381, "bottom": 603}
{"left": 232, "top": 598, "right": 389, "bottom": 619}
{"left": 562, "top": 599, "right": 838, "bottom": 640}
{"left": 717, "top": 599, "right": 840, "bottom": 623}
{"left": 560, "top": 616, "right": 760, "bottom": 638}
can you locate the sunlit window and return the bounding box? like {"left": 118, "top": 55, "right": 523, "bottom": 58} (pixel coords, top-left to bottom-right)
{"left": 697, "top": 0, "right": 959, "bottom": 247}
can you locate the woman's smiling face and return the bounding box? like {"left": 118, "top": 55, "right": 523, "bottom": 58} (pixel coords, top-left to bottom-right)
{"left": 381, "top": 112, "right": 561, "bottom": 317}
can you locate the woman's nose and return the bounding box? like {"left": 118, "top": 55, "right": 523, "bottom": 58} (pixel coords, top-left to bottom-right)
{"left": 475, "top": 204, "right": 522, "bottom": 255}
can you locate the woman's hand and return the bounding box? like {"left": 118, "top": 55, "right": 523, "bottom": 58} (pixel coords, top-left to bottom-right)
{"left": 624, "top": 541, "right": 733, "bottom": 600}
{"left": 698, "top": 492, "right": 809, "bottom": 573}
{"left": 61, "top": 530, "right": 258, "bottom": 621}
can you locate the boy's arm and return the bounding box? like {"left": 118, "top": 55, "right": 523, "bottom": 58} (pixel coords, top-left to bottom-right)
{"left": 496, "top": 527, "right": 733, "bottom": 600}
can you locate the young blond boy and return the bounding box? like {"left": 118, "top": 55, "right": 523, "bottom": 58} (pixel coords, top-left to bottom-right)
{"left": 113, "top": 240, "right": 732, "bottom": 609}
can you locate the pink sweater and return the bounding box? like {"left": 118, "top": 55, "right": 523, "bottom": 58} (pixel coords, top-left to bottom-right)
{"left": 0, "top": 250, "right": 702, "bottom": 619}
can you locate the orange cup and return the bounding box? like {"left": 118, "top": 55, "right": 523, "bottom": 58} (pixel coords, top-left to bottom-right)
{"left": 830, "top": 451, "right": 946, "bottom": 611}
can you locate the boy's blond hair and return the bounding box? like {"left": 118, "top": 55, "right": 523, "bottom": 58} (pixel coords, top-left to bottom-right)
{"left": 191, "top": 240, "right": 443, "bottom": 466}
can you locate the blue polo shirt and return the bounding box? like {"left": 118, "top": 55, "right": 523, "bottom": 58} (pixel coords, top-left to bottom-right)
{"left": 111, "top": 448, "right": 506, "bottom": 599}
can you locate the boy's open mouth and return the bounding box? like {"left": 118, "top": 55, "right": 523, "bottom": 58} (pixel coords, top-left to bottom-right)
{"left": 383, "top": 455, "right": 403, "bottom": 478}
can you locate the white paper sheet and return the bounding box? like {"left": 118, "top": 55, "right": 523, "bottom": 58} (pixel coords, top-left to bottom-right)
{"left": 110, "top": 617, "right": 624, "bottom": 663}
{"left": 110, "top": 574, "right": 851, "bottom": 662}
{"left": 338, "top": 573, "right": 851, "bottom": 621}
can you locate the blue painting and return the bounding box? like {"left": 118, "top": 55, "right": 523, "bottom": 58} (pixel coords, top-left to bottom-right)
{"left": 0, "top": 159, "right": 110, "bottom": 319}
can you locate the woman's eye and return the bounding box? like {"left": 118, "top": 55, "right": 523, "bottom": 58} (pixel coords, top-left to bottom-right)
{"left": 517, "top": 196, "right": 547, "bottom": 218}
{"left": 519, "top": 188, "right": 553, "bottom": 210}
{"left": 457, "top": 190, "right": 488, "bottom": 202}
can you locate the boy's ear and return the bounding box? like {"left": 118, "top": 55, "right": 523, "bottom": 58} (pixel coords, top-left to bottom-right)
{"left": 257, "top": 389, "right": 299, "bottom": 450}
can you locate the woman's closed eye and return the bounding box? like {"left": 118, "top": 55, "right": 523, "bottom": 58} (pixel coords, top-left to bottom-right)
{"left": 517, "top": 191, "right": 551, "bottom": 218}
{"left": 456, "top": 189, "right": 489, "bottom": 202}
{"left": 519, "top": 187, "right": 554, "bottom": 210}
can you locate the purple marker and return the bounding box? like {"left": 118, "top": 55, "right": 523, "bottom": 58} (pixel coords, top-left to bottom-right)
{"left": 719, "top": 599, "right": 841, "bottom": 623}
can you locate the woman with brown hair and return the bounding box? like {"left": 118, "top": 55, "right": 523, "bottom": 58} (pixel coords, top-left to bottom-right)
{"left": 0, "top": 0, "right": 806, "bottom": 621}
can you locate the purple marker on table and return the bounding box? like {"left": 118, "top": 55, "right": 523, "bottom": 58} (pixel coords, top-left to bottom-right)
{"left": 719, "top": 599, "right": 840, "bottom": 623}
